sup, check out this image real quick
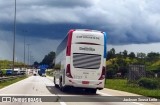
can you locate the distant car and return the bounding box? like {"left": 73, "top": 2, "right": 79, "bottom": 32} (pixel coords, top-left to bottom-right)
{"left": 20, "top": 70, "right": 26, "bottom": 75}
{"left": 13, "top": 71, "right": 18, "bottom": 75}
{"left": 6, "top": 70, "right": 13, "bottom": 76}
{"left": 33, "top": 71, "right": 37, "bottom": 76}
{"left": 42, "top": 73, "right": 46, "bottom": 77}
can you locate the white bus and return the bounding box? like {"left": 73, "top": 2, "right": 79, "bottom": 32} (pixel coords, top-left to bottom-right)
{"left": 54, "top": 29, "right": 107, "bottom": 94}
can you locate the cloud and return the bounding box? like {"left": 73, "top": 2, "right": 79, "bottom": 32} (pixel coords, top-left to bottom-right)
{"left": 1, "top": 0, "right": 160, "bottom": 61}
{"left": 0, "top": 0, "right": 160, "bottom": 44}
{"left": 0, "top": 0, "right": 93, "bottom": 24}
{"left": 108, "top": 43, "right": 160, "bottom": 54}
{"left": 0, "top": 23, "right": 95, "bottom": 39}
{"left": 0, "top": 30, "right": 61, "bottom": 62}
{"left": 97, "top": 0, "right": 160, "bottom": 44}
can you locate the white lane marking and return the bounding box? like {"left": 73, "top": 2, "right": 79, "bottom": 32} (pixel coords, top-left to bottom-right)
{"left": 60, "top": 101, "right": 67, "bottom": 105}
{"left": 0, "top": 76, "right": 67, "bottom": 105}
{"left": 40, "top": 76, "right": 68, "bottom": 105}
{"left": 132, "top": 102, "right": 144, "bottom": 105}
{"left": 97, "top": 91, "right": 112, "bottom": 96}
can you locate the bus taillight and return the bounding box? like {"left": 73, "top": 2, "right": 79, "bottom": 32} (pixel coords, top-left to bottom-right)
{"left": 66, "top": 30, "right": 74, "bottom": 56}
{"left": 66, "top": 64, "right": 73, "bottom": 78}
{"left": 98, "top": 66, "right": 106, "bottom": 80}
{"left": 66, "top": 46, "right": 71, "bottom": 56}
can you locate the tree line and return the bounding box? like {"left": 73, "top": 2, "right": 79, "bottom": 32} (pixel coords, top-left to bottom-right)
{"left": 106, "top": 48, "right": 160, "bottom": 78}
{"left": 0, "top": 60, "right": 24, "bottom": 69}
{"left": 33, "top": 51, "right": 55, "bottom": 69}
{"left": 107, "top": 48, "right": 160, "bottom": 61}
{"left": 1, "top": 48, "right": 160, "bottom": 72}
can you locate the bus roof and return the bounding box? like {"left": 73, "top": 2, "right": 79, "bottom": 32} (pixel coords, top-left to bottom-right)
{"left": 74, "top": 29, "right": 102, "bottom": 33}
{"left": 72, "top": 30, "right": 105, "bottom": 45}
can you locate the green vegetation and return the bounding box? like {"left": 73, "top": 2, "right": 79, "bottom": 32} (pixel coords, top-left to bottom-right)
{"left": 138, "top": 78, "right": 160, "bottom": 89}
{"left": 106, "top": 49, "right": 160, "bottom": 97}
{"left": 0, "top": 75, "right": 27, "bottom": 89}
{"left": 1, "top": 69, "right": 6, "bottom": 74}
{"left": 106, "top": 48, "right": 160, "bottom": 78}
{"left": 105, "top": 79, "right": 160, "bottom": 97}
{"left": 46, "top": 69, "right": 54, "bottom": 77}
{"left": 0, "top": 60, "right": 25, "bottom": 69}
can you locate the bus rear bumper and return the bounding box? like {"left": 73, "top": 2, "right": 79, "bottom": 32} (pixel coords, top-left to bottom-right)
{"left": 65, "top": 78, "right": 104, "bottom": 89}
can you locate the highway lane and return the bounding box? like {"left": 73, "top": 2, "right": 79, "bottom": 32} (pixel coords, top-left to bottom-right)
{"left": 0, "top": 76, "right": 60, "bottom": 105}
{"left": 0, "top": 76, "right": 159, "bottom": 105}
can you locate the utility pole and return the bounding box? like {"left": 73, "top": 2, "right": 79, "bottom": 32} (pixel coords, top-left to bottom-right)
{"left": 12, "top": 0, "right": 16, "bottom": 71}
{"left": 27, "top": 44, "right": 30, "bottom": 67}
{"left": 30, "top": 54, "right": 34, "bottom": 66}
{"left": 24, "top": 35, "right": 26, "bottom": 68}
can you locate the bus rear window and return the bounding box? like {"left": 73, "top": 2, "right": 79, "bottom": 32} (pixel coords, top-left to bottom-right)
{"left": 73, "top": 53, "right": 101, "bottom": 69}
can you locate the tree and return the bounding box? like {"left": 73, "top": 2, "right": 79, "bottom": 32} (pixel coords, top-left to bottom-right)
{"left": 116, "top": 52, "right": 123, "bottom": 58}
{"left": 107, "top": 48, "right": 116, "bottom": 60}
{"left": 123, "top": 50, "right": 128, "bottom": 58}
{"left": 137, "top": 52, "right": 146, "bottom": 58}
{"left": 136, "top": 52, "right": 146, "bottom": 64}
{"left": 41, "top": 51, "right": 55, "bottom": 68}
{"left": 147, "top": 52, "right": 160, "bottom": 61}
{"left": 128, "top": 52, "right": 136, "bottom": 59}
{"left": 33, "top": 61, "right": 39, "bottom": 68}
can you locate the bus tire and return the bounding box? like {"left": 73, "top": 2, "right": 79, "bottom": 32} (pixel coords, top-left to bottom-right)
{"left": 59, "top": 78, "right": 68, "bottom": 92}
{"left": 59, "top": 78, "right": 63, "bottom": 91}
{"left": 55, "top": 84, "right": 59, "bottom": 88}
{"left": 54, "top": 77, "right": 58, "bottom": 88}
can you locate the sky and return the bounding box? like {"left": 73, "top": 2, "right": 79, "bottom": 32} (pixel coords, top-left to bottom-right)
{"left": 0, "top": 0, "right": 160, "bottom": 63}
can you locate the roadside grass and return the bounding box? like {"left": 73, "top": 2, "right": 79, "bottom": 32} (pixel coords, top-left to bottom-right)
{"left": 46, "top": 70, "right": 53, "bottom": 77}
{"left": 1, "top": 69, "right": 6, "bottom": 74}
{"left": 105, "top": 79, "right": 160, "bottom": 98}
{"left": 0, "top": 75, "right": 28, "bottom": 89}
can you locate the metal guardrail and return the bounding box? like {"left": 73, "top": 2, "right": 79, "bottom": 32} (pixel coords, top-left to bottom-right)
{"left": 0, "top": 75, "right": 24, "bottom": 82}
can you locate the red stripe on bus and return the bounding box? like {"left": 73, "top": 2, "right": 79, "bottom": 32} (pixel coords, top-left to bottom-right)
{"left": 66, "top": 29, "right": 74, "bottom": 56}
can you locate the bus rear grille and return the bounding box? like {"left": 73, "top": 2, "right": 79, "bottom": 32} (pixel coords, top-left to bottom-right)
{"left": 73, "top": 53, "right": 101, "bottom": 69}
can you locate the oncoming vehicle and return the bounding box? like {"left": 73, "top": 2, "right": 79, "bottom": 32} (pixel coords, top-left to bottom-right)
{"left": 54, "top": 29, "right": 107, "bottom": 94}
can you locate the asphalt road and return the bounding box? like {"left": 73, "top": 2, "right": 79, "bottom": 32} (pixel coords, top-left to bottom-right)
{"left": 0, "top": 76, "right": 159, "bottom": 105}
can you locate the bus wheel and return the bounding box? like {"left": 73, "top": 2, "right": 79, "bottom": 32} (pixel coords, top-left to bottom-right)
{"left": 55, "top": 84, "right": 59, "bottom": 88}
{"left": 59, "top": 80, "right": 63, "bottom": 91}
{"left": 54, "top": 77, "right": 58, "bottom": 88}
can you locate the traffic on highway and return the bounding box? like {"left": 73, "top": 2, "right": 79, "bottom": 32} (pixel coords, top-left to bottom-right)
{"left": 0, "top": 75, "right": 158, "bottom": 105}
{"left": 0, "top": 0, "right": 160, "bottom": 105}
